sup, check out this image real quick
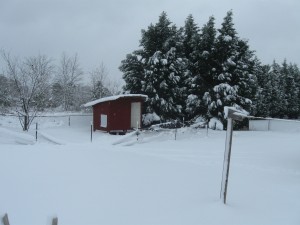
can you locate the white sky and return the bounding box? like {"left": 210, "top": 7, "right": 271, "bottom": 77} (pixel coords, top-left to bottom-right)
{"left": 1, "top": 0, "right": 299, "bottom": 82}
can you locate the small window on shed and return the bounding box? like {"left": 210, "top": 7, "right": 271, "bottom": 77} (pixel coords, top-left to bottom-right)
{"left": 100, "top": 114, "right": 107, "bottom": 128}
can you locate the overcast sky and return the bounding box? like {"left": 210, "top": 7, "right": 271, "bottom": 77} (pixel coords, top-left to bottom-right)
{"left": 1, "top": 0, "right": 299, "bottom": 82}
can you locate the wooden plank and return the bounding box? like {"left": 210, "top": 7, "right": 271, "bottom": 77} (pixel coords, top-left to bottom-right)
{"left": 227, "top": 108, "right": 244, "bottom": 121}
{"left": 2, "top": 214, "right": 10, "bottom": 225}
{"left": 221, "top": 118, "right": 234, "bottom": 204}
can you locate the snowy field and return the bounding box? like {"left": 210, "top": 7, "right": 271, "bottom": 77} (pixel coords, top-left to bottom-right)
{"left": 0, "top": 115, "right": 300, "bottom": 225}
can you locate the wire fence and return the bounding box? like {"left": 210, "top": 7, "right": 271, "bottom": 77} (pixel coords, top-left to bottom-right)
{"left": 2, "top": 213, "right": 58, "bottom": 225}
{"left": 0, "top": 112, "right": 92, "bottom": 120}
{"left": 2, "top": 111, "right": 300, "bottom": 130}
{"left": 0, "top": 113, "right": 93, "bottom": 117}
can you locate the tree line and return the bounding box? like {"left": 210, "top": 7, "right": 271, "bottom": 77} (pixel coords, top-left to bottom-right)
{"left": 120, "top": 11, "right": 300, "bottom": 126}
{"left": 0, "top": 51, "right": 120, "bottom": 130}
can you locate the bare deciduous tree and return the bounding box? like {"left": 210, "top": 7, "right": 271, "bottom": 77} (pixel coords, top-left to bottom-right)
{"left": 1, "top": 51, "right": 53, "bottom": 131}
{"left": 0, "top": 74, "right": 12, "bottom": 109}
{"left": 107, "top": 79, "right": 122, "bottom": 96}
{"left": 55, "top": 53, "right": 83, "bottom": 110}
{"left": 89, "top": 62, "right": 111, "bottom": 100}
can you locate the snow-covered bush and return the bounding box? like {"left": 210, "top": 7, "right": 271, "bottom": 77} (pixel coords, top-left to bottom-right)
{"left": 190, "top": 116, "right": 207, "bottom": 128}
{"left": 142, "top": 112, "right": 160, "bottom": 126}
{"left": 208, "top": 117, "right": 224, "bottom": 130}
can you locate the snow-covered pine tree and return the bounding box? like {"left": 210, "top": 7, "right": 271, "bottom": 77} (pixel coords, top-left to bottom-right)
{"left": 143, "top": 47, "right": 188, "bottom": 120}
{"left": 196, "top": 16, "right": 217, "bottom": 86}
{"left": 121, "top": 12, "right": 189, "bottom": 120}
{"left": 187, "top": 16, "right": 217, "bottom": 119}
{"left": 140, "top": 12, "right": 177, "bottom": 58}
{"left": 252, "top": 62, "right": 271, "bottom": 117}
{"left": 284, "top": 61, "right": 299, "bottom": 118}
{"left": 182, "top": 15, "right": 199, "bottom": 63}
{"left": 290, "top": 63, "right": 300, "bottom": 118}
{"left": 206, "top": 10, "right": 256, "bottom": 124}
{"left": 120, "top": 51, "right": 145, "bottom": 95}
{"left": 267, "top": 61, "right": 286, "bottom": 118}
{"left": 181, "top": 15, "right": 202, "bottom": 118}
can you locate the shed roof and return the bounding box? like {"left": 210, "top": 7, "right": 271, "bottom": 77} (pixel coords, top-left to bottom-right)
{"left": 84, "top": 94, "right": 148, "bottom": 107}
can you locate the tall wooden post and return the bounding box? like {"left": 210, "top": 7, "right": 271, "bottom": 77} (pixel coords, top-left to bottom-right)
{"left": 221, "top": 118, "right": 234, "bottom": 204}
{"left": 220, "top": 108, "right": 245, "bottom": 204}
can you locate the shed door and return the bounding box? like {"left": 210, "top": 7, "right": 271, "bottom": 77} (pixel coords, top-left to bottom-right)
{"left": 131, "top": 102, "right": 141, "bottom": 129}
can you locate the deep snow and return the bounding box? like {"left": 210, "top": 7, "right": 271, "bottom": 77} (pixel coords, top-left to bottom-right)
{"left": 0, "top": 115, "right": 300, "bottom": 225}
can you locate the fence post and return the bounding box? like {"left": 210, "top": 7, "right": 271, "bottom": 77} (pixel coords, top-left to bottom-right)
{"left": 221, "top": 118, "right": 233, "bottom": 204}
{"left": 52, "top": 217, "right": 58, "bottom": 225}
{"left": 206, "top": 122, "right": 209, "bottom": 137}
{"left": 136, "top": 121, "right": 139, "bottom": 141}
{"left": 220, "top": 108, "right": 244, "bottom": 204}
{"left": 2, "top": 213, "right": 10, "bottom": 225}
{"left": 68, "top": 116, "right": 71, "bottom": 126}
{"left": 175, "top": 120, "right": 177, "bottom": 140}
{"left": 36, "top": 122, "right": 38, "bottom": 142}
{"left": 90, "top": 122, "right": 93, "bottom": 143}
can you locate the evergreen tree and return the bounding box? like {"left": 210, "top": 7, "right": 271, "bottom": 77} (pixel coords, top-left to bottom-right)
{"left": 206, "top": 11, "right": 256, "bottom": 123}
{"left": 252, "top": 62, "right": 271, "bottom": 117}
{"left": 120, "top": 10, "right": 300, "bottom": 125}
{"left": 269, "top": 61, "right": 286, "bottom": 117}
{"left": 182, "top": 15, "right": 199, "bottom": 61}
{"left": 140, "top": 12, "right": 177, "bottom": 58}
{"left": 143, "top": 47, "right": 188, "bottom": 119}
{"left": 292, "top": 64, "right": 300, "bottom": 118}
{"left": 285, "top": 62, "right": 300, "bottom": 118}
{"left": 121, "top": 12, "right": 189, "bottom": 120}
{"left": 50, "top": 82, "right": 63, "bottom": 108}
{"left": 253, "top": 60, "right": 300, "bottom": 119}
{"left": 120, "top": 51, "right": 145, "bottom": 94}
{"left": 188, "top": 16, "right": 217, "bottom": 119}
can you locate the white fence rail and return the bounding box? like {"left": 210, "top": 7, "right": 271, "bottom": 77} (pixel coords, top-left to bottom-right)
{"left": 249, "top": 119, "right": 300, "bottom": 132}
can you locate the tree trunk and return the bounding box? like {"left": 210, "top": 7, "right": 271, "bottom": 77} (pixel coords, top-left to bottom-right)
{"left": 24, "top": 114, "right": 29, "bottom": 131}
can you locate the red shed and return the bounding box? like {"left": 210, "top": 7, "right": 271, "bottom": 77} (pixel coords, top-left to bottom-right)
{"left": 84, "top": 94, "right": 147, "bottom": 133}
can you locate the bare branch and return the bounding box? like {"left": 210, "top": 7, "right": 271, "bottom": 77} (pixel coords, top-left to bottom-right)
{"left": 1, "top": 51, "right": 53, "bottom": 130}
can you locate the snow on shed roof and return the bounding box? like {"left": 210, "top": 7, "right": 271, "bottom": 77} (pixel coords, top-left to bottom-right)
{"left": 84, "top": 94, "right": 148, "bottom": 107}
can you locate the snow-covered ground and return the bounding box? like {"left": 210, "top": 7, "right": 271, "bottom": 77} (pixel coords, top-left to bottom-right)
{"left": 0, "top": 115, "right": 300, "bottom": 225}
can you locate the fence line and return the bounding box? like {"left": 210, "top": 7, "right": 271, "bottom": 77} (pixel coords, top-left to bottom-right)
{"left": 246, "top": 115, "right": 300, "bottom": 131}
{"left": 1, "top": 214, "right": 58, "bottom": 225}
{"left": 246, "top": 115, "right": 300, "bottom": 123}
{"left": 0, "top": 113, "right": 92, "bottom": 118}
